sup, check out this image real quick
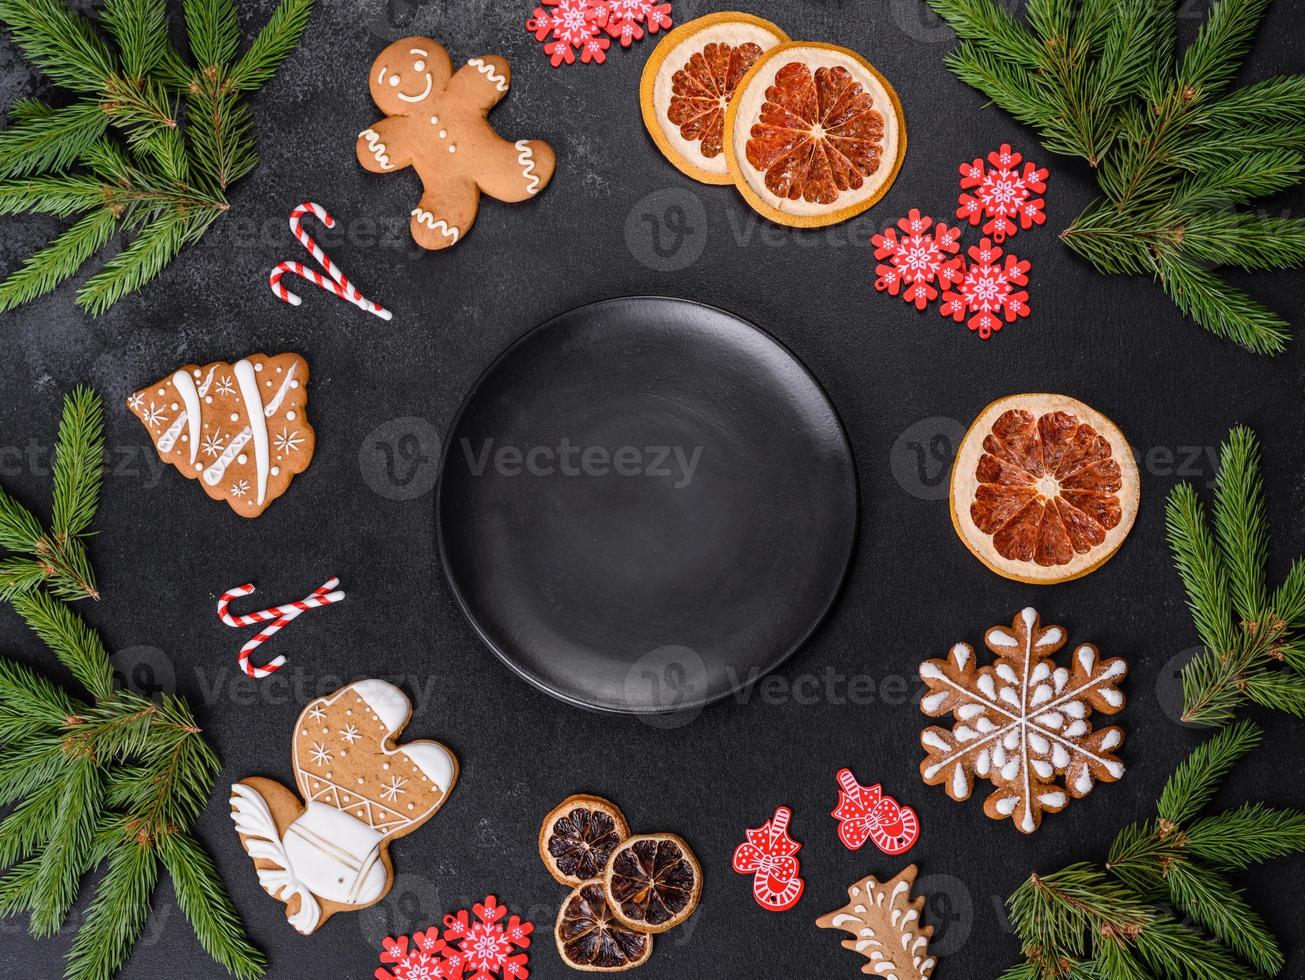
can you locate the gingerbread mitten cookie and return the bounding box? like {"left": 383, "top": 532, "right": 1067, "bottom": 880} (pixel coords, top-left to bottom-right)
{"left": 229, "top": 680, "right": 458, "bottom": 934}
{"left": 356, "top": 37, "right": 556, "bottom": 250}
{"left": 128, "top": 353, "right": 313, "bottom": 518}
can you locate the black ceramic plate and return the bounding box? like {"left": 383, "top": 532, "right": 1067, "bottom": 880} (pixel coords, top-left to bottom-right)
{"left": 437, "top": 297, "right": 857, "bottom": 714}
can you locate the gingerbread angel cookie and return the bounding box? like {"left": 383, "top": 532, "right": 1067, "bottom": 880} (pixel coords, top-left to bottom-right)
{"left": 229, "top": 680, "right": 458, "bottom": 934}
{"left": 128, "top": 353, "right": 314, "bottom": 518}
{"left": 357, "top": 38, "right": 556, "bottom": 250}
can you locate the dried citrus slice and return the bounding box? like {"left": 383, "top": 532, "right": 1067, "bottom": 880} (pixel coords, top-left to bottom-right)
{"left": 555, "top": 879, "right": 654, "bottom": 972}
{"left": 641, "top": 12, "right": 789, "bottom": 185}
{"left": 539, "top": 794, "right": 630, "bottom": 887}
{"left": 603, "top": 833, "right": 702, "bottom": 934}
{"left": 950, "top": 394, "right": 1140, "bottom": 584}
{"left": 724, "top": 42, "right": 906, "bottom": 227}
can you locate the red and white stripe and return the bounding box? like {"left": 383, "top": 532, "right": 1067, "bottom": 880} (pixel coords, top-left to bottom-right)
{"left": 219, "top": 577, "right": 345, "bottom": 678}
{"left": 267, "top": 202, "right": 392, "bottom": 321}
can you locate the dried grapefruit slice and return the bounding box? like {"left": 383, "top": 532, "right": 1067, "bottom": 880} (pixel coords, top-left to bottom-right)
{"left": 602, "top": 833, "right": 702, "bottom": 934}
{"left": 724, "top": 42, "right": 906, "bottom": 227}
{"left": 640, "top": 12, "right": 789, "bottom": 184}
{"left": 950, "top": 394, "right": 1140, "bottom": 584}
{"left": 539, "top": 794, "right": 630, "bottom": 887}
{"left": 555, "top": 879, "right": 654, "bottom": 972}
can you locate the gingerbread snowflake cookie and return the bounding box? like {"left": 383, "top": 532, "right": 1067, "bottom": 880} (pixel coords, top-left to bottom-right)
{"left": 918, "top": 608, "right": 1127, "bottom": 834}
{"left": 229, "top": 680, "right": 458, "bottom": 934}
{"left": 357, "top": 37, "right": 556, "bottom": 250}
{"left": 128, "top": 353, "right": 313, "bottom": 518}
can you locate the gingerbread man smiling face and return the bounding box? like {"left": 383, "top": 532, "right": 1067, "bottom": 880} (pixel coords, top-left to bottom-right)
{"left": 357, "top": 37, "right": 556, "bottom": 250}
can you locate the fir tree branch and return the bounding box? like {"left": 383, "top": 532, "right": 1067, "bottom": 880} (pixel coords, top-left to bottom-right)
{"left": 1165, "top": 482, "right": 1236, "bottom": 654}
{"left": 1156, "top": 253, "right": 1290, "bottom": 355}
{"left": 29, "top": 759, "right": 103, "bottom": 936}
{"left": 1179, "top": 0, "right": 1273, "bottom": 98}
{"left": 229, "top": 0, "right": 315, "bottom": 91}
{"left": 76, "top": 207, "right": 219, "bottom": 315}
{"left": 0, "top": 175, "right": 108, "bottom": 217}
{"left": 0, "top": 557, "right": 49, "bottom": 600}
{"left": 1186, "top": 804, "right": 1305, "bottom": 869}
{"left": 0, "top": 658, "right": 78, "bottom": 725}
{"left": 100, "top": 0, "right": 169, "bottom": 80}
{"left": 182, "top": 0, "right": 241, "bottom": 68}
{"left": 1194, "top": 73, "right": 1305, "bottom": 128}
{"left": 0, "top": 0, "right": 116, "bottom": 94}
{"left": 1182, "top": 213, "right": 1305, "bottom": 272}
{"left": 1157, "top": 720, "right": 1260, "bottom": 826}
{"left": 0, "top": 100, "right": 109, "bottom": 179}
{"left": 12, "top": 589, "right": 114, "bottom": 701}
{"left": 1211, "top": 427, "right": 1268, "bottom": 622}
{"left": 65, "top": 840, "right": 158, "bottom": 980}
{"left": 1242, "top": 669, "right": 1305, "bottom": 716}
{"left": 158, "top": 833, "right": 267, "bottom": 980}
{"left": 0, "top": 207, "right": 118, "bottom": 314}
{"left": 1164, "top": 859, "right": 1282, "bottom": 974}
{"left": 51, "top": 385, "right": 105, "bottom": 539}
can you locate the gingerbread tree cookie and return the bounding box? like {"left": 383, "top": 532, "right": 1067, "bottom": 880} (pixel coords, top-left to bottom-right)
{"left": 816, "top": 865, "right": 936, "bottom": 979}
{"left": 918, "top": 608, "right": 1127, "bottom": 834}
{"left": 357, "top": 37, "right": 556, "bottom": 250}
{"left": 229, "top": 680, "right": 458, "bottom": 934}
{"left": 128, "top": 353, "right": 313, "bottom": 518}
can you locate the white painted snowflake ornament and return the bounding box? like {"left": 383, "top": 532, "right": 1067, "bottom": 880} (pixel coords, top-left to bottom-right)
{"left": 918, "top": 607, "right": 1127, "bottom": 834}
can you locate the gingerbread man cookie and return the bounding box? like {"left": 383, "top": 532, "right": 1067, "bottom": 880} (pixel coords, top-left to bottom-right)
{"left": 357, "top": 38, "right": 556, "bottom": 250}
{"left": 229, "top": 680, "right": 458, "bottom": 934}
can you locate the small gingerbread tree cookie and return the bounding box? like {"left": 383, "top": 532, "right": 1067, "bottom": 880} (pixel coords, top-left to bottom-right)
{"left": 816, "top": 865, "right": 936, "bottom": 979}
{"left": 357, "top": 37, "right": 556, "bottom": 250}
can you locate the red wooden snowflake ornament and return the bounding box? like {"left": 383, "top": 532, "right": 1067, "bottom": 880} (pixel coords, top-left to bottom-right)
{"left": 442, "top": 896, "right": 533, "bottom": 980}
{"left": 957, "top": 144, "right": 1049, "bottom": 243}
{"left": 939, "top": 237, "right": 1032, "bottom": 340}
{"left": 831, "top": 768, "right": 921, "bottom": 856}
{"left": 872, "top": 209, "right": 964, "bottom": 310}
{"left": 732, "top": 806, "right": 805, "bottom": 912}
{"left": 526, "top": 0, "right": 671, "bottom": 65}
{"left": 376, "top": 928, "right": 463, "bottom": 980}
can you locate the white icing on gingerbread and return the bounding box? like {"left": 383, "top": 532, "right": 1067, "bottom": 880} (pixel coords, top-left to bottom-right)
{"left": 264, "top": 361, "right": 298, "bottom": 418}
{"left": 411, "top": 209, "right": 460, "bottom": 244}
{"left": 204, "top": 428, "right": 252, "bottom": 486}
{"left": 229, "top": 783, "right": 323, "bottom": 935}
{"left": 234, "top": 359, "right": 270, "bottom": 507}
{"left": 467, "top": 57, "right": 508, "bottom": 92}
{"left": 515, "top": 139, "right": 541, "bottom": 194}
{"left": 157, "top": 410, "right": 188, "bottom": 455}
{"left": 172, "top": 370, "right": 202, "bottom": 466}
{"left": 359, "top": 128, "right": 395, "bottom": 170}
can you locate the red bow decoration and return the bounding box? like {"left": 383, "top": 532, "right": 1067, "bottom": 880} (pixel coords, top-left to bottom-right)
{"left": 731, "top": 806, "right": 804, "bottom": 912}
{"left": 831, "top": 768, "right": 920, "bottom": 855}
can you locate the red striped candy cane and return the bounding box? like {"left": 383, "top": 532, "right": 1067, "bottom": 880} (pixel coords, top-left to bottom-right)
{"left": 268, "top": 202, "right": 392, "bottom": 321}
{"left": 218, "top": 578, "right": 345, "bottom": 678}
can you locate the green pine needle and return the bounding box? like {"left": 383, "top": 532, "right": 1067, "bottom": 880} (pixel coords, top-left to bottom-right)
{"left": 1158, "top": 719, "right": 1260, "bottom": 824}
{"left": 1211, "top": 427, "right": 1268, "bottom": 621}
{"left": 51, "top": 385, "right": 105, "bottom": 538}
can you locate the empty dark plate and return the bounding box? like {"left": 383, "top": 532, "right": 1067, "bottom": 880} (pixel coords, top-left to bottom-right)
{"left": 436, "top": 297, "right": 857, "bottom": 713}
